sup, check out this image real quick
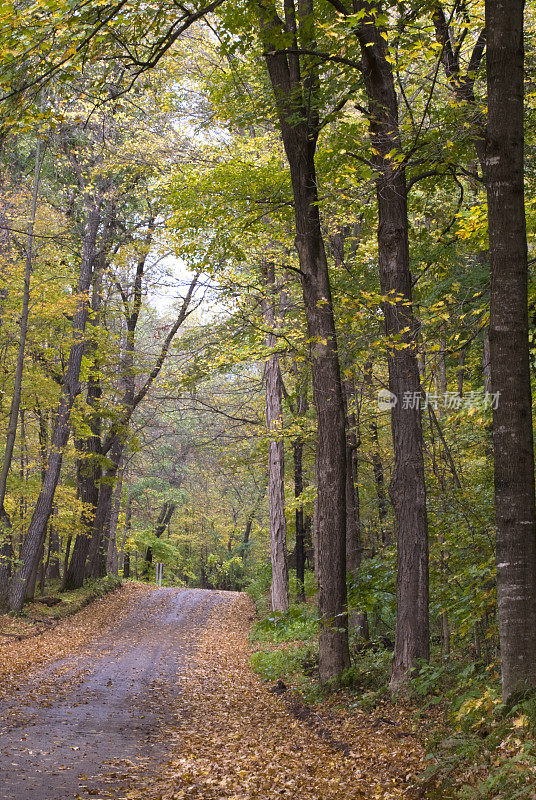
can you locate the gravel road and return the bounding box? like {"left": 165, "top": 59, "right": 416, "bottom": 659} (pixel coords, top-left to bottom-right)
{"left": 0, "top": 588, "right": 230, "bottom": 800}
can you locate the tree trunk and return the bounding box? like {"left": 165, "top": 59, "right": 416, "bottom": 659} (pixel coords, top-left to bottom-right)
{"left": 119, "top": 490, "right": 132, "bottom": 576}
{"left": 64, "top": 279, "right": 103, "bottom": 592}
{"left": 64, "top": 446, "right": 101, "bottom": 590}
{"left": 294, "top": 436, "right": 306, "bottom": 604}
{"left": 263, "top": 260, "right": 289, "bottom": 613}
{"left": 485, "top": 0, "right": 536, "bottom": 700}
{"left": 364, "top": 363, "right": 389, "bottom": 545}
{"left": 356, "top": 7, "right": 429, "bottom": 689}
{"left": 25, "top": 538, "right": 44, "bottom": 602}
{"left": 61, "top": 533, "right": 72, "bottom": 590}
{"left": 8, "top": 201, "right": 102, "bottom": 611}
{"left": 90, "top": 439, "right": 126, "bottom": 578}
{"left": 344, "top": 379, "right": 367, "bottom": 634}
{"left": 46, "top": 519, "right": 60, "bottom": 581}
{"left": 86, "top": 444, "right": 122, "bottom": 579}
{"left": 144, "top": 501, "right": 176, "bottom": 570}
{"left": 0, "top": 129, "right": 44, "bottom": 606}
{"left": 259, "top": 0, "right": 350, "bottom": 680}
{"left": 344, "top": 380, "right": 362, "bottom": 576}
{"left": 106, "top": 459, "right": 124, "bottom": 575}
{"left": 292, "top": 369, "right": 308, "bottom": 603}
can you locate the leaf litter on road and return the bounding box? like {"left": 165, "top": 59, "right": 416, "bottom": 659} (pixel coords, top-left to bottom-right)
{"left": 125, "top": 593, "right": 426, "bottom": 800}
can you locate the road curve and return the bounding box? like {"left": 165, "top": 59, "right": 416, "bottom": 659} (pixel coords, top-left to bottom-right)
{"left": 0, "top": 587, "right": 231, "bottom": 800}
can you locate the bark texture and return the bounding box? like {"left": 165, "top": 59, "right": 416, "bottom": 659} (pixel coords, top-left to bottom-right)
{"left": 354, "top": 3, "right": 429, "bottom": 688}
{"left": 258, "top": 0, "right": 350, "bottom": 679}
{"left": 485, "top": 0, "right": 536, "bottom": 700}
{"left": 263, "top": 261, "right": 289, "bottom": 613}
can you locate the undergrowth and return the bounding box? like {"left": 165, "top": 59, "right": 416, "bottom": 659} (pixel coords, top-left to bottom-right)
{"left": 248, "top": 573, "right": 536, "bottom": 799}
{"left": 0, "top": 575, "right": 122, "bottom": 637}
{"left": 412, "top": 661, "right": 536, "bottom": 799}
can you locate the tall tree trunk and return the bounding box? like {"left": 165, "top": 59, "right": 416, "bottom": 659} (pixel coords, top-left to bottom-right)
{"left": 86, "top": 439, "right": 123, "bottom": 579}
{"left": 364, "top": 363, "right": 389, "bottom": 545}
{"left": 331, "top": 234, "right": 362, "bottom": 575}
{"left": 263, "top": 260, "right": 289, "bottom": 613}
{"left": 344, "top": 379, "right": 362, "bottom": 576}
{"left": 344, "top": 379, "right": 367, "bottom": 636}
{"left": 120, "top": 492, "right": 132, "bottom": 577}
{"left": 26, "top": 539, "right": 44, "bottom": 601}
{"left": 242, "top": 517, "right": 253, "bottom": 560}
{"left": 294, "top": 434, "right": 306, "bottom": 604}
{"left": 8, "top": 201, "right": 102, "bottom": 611}
{"left": 65, "top": 447, "right": 101, "bottom": 590}
{"left": 292, "top": 365, "right": 308, "bottom": 603}
{"left": 485, "top": 0, "right": 536, "bottom": 700}
{"left": 46, "top": 518, "right": 61, "bottom": 581}
{"left": 39, "top": 531, "right": 52, "bottom": 595}
{"left": 0, "top": 130, "right": 44, "bottom": 606}
{"left": 355, "top": 6, "right": 429, "bottom": 689}
{"left": 106, "top": 458, "right": 125, "bottom": 575}
{"left": 61, "top": 533, "right": 72, "bottom": 589}
{"left": 259, "top": 0, "right": 350, "bottom": 680}
{"left": 64, "top": 274, "right": 104, "bottom": 591}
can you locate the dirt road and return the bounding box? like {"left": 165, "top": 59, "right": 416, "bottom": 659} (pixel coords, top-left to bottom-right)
{"left": 0, "top": 588, "right": 230, "bottom": 800}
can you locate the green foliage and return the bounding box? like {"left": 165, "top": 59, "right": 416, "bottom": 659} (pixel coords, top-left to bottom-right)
{"left": 347, "top": 552, "right": 396, "bottom": 630}
{"left": 251, "top": 602, "right": 319, "bottom": 644}
{"left": 410, "top": 661, "right": 536, "bottom": 800}
{"left": 339, "top": 647, "right": 393, "bottom": 695}
{"left": 251, "top": 644, "right": 318, "bottom": 684}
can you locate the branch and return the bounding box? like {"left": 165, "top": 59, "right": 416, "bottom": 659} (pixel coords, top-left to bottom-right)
{"left": 124, "top": 0, "right": 226, "bottom": 70}
{"left": 278, "top": 48, "right": 362, "bottom": 72}
{"left": 131, "top": 274, "right": 200, "bottom": 409}
{"left": 101, "top": 273, "right": 200, "bottom": 454}
{"left": 323, "top": 0, "right": 351, "bottom": 15}
{"left": 428, "top": 405, "right": 462, "bottom": 489}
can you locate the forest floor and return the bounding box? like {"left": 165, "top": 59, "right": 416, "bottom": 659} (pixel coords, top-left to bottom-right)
{"left": 0, "top": 576, "right": 121, "bottom": 641}
{"left": 0, "top": 585, "right": 428, "bottom": 800}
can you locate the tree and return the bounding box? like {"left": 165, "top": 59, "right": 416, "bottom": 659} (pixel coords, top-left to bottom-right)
{"left": 8, "top": 192, "right": 105, "bottom": 611}
{"left": 485, "top": 0, "right": 536, "bottom": 700}
{"left": 325, "top": 0, "right": 429, "bottom": 687}
{"left": 262, "top": 259, "right": 289, "bottom": 612}
{"left": 0, "top": 104, "right": 44, "bottom": 606}
{"left": 257, "top": 0, "right": 350, "bottom": 681}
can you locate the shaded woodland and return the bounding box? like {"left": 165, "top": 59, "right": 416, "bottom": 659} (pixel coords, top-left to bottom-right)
{"left": 1, "top": 1, "right": 536, "bottom": 795}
